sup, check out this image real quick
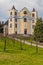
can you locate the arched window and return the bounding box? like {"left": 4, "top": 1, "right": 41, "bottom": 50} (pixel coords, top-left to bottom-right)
{"left": 10, "top": 24, "right": 12, "bottom": 28}
{"left": 15, "top": 12, "right": 17, "bottom": 15}
{"left": 15, "top": 18, "right": 17, "bottom": 22}
{"left": 24, "top": 11, "right": 27, "bottom": 14}
{"left": 32, "top": 14, "right": 35, "bottom": 17}
{"left": 15, "top": 24, "right": 17, "bottom": 28}
{"left": 24, "top": 18, "right": 27, "bottom": 22}
{"left": 10, "top": 12, "right": 12, "bottom": 15}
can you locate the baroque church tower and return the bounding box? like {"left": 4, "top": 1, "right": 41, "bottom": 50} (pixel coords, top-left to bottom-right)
{"left": 31, "top": 8, "right": 38, "bottom": 34}
{"left": 8, "top": 6, "right": 18, "bottom": 35}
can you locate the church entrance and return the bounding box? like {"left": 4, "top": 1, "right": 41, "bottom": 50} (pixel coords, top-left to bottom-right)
{"left": 24, "top": 29, "right": 27, "bottom": 35}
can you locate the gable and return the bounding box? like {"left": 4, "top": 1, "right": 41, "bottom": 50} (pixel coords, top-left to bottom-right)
{"left": 19, "top": 7, "right": 31, "bottom": 17}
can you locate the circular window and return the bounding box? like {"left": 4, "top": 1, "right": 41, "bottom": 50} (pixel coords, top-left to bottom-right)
{"left": 24, "top": 11, "right": 27, "bottom": 14}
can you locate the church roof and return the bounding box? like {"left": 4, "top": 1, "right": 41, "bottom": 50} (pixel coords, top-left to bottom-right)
{"left": 5, "top": 20, "right": 8, "bottom": 25}
{"left": 12, "top": 5, "right": 15, "bottom": 10}
{"left": 32, "top": 8, "right": 36, "bottom": 12}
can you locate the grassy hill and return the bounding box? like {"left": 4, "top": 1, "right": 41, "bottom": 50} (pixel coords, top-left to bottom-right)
{"left": 0, "top": 37, "right": 43, "bottom": 65}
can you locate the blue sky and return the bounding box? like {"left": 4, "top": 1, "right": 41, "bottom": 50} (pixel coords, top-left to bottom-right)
{"left": 0, "top": 0, "right": 43, "bottom": 21}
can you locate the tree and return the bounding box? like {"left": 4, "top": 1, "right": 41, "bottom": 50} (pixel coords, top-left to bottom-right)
{"left": 4, "top": 37, "right": 6, "bottom": 51}
{"left": 0, "top": 24, "right": 3, "bottom": 33}
{"left": 34, "top": 18, "right": 43, "bottom": 53}
{"left": 34, "top": 18, "right": 43, "bottom": 42}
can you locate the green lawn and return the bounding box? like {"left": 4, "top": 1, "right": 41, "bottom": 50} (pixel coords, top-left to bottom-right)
{"left": 0, "top": 37, "right": 43, "bottom": 65}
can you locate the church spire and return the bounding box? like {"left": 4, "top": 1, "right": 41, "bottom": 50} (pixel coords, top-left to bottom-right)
{"left": 32, "top": 8, "right": 36, "bottom": 12}
{"left": 12, "top": 5, "right": 15, "bottom": 9}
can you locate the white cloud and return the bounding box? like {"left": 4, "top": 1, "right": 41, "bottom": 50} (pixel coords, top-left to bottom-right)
{"left": 0, "top": 0, "right": 43, "bottom": 21}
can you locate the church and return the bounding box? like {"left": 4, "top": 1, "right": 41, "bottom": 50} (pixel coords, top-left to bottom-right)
{"left": 3, "top": 5, "right": 38, "bottom": 36}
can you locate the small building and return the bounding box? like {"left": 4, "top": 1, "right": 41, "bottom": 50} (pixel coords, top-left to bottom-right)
{"left": 3, "top": 20, "right": 8, "bottom": 36}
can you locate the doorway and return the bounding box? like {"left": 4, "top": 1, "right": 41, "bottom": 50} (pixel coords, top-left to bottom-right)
{"left": 24, "top": 29, "right": 27, "bottom": 34}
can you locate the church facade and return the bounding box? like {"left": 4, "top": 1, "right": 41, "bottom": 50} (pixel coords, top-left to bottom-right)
{"left": 3, "top": 6, "right": 38, "bottom": 36}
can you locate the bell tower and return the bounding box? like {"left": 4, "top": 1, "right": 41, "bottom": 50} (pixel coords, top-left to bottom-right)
{"left": 31, "top": 8, "right": 38, "bottom": 34}
{"left": 32, "top": 8, "right": 38, "bottom": 23}
{"left": 8, "top": 5, "right": 18, "bottom": 35}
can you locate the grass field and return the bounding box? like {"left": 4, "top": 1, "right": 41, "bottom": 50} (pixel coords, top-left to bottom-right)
{"left": 0, "top": 37, "right": 43, "bottom": 65}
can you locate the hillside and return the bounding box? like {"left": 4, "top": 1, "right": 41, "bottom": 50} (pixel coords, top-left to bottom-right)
{"left": 0, "top": 37, "right": 43, "bottom": 65}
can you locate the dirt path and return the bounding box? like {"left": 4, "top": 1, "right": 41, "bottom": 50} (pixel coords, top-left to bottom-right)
{"left": 14, "top": 38, "right": 43, "bottom": 48}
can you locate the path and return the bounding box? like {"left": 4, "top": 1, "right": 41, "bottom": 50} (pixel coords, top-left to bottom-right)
{"left": 14, "top": 38, "right": 43, "bottom": 48}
